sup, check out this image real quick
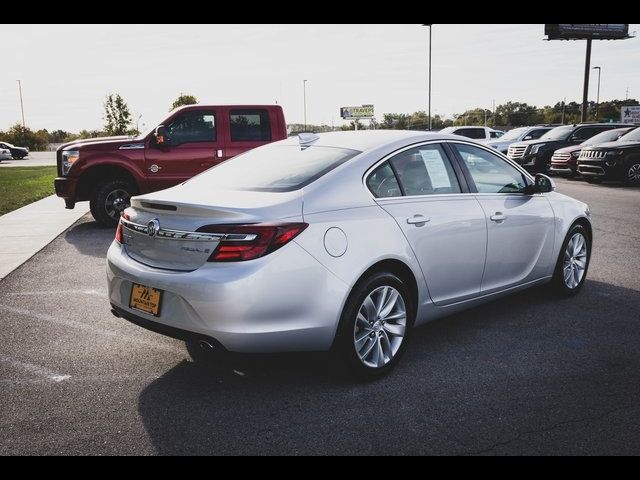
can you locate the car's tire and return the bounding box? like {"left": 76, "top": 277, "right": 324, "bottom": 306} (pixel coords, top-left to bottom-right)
{"left": 551, "top": 223, "right": 591, "bottom": 297}
{"left": 585, "top": 177, "right": 602, "bottom": 184}
{"left": 623, "top": 159, "right": 640, "bottom": 186}
{"left": 90, "top": 178, "right": 136, "bottom": 228}
{"left": 334, "top": 271, "right": 415, "bottom": 380}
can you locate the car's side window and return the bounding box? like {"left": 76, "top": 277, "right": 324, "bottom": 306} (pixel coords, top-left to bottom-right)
{"left": 367, "top": 162, "right": 401, "bottom": 198}
{"left": 453, "top": 143, "right": 528, "bottom": 194}
{"left": 388, "top": 144, "right": 461, "bottom": 196}
{"left": 573, "top": 126, "right": 606, "bottom": 142}
{"left": 528, "top": 129, "right": 548, "bottom": 140}
{"left": 457, "top": 128, "right": 485, "bottom": 140}
{"left": 165, "top": 111, "right": 216, "bottom": 145}
{"left": 229, "top": 109, "right": 272, "bottom": 142}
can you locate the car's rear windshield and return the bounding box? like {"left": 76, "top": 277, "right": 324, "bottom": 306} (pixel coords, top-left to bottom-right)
{"left": 186, "top": 145, "right": 360, "bottom": 192}
{"left": 540, "top": 125, "right": 575, "bottom": 140}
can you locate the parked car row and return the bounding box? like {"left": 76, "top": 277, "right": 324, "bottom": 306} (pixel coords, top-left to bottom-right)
{"left": 504, "top": 122, "right": 640, "bottom": 185}
{"left": 0, "top": 141, "right": 29, "bottom": 161}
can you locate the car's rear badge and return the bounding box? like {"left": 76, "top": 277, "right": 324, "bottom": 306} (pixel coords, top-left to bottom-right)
{"left": 181, "top": 246, "right": 211, "bottom": 254}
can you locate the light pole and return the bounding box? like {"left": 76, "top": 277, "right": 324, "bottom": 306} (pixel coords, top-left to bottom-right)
{"left": 593, "top": 66, "right": 601, "bottom": 120}
{"left": 422, "top": 24, "right": 432, "bottom": 130}
{"left": 16, "top": 80, "right": 25, "bottom": 127}
{"left": 303, "top": 79, "right": 308, "bottom": 132}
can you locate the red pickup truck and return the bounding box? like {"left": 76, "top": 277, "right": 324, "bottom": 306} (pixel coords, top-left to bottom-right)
{"left": 55, "top": 105, "right": 287, "bottom": 226}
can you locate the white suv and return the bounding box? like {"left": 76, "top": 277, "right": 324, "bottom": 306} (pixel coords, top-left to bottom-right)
{"left": 438, "top": 126, "right": 504, "bottom": 142}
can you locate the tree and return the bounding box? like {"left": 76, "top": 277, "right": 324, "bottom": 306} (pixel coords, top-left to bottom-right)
{"left": 103, "top": 93, "right": 132, "bottom": 136}
{"left": 171, "top": 93, "right": 198, "bottom": 111}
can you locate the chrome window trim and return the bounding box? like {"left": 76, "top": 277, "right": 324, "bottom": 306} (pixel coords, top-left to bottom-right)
{"left": 121, "top": 219, "right": 257, "bottom": 242}
{"left": 363, "top": 139, "right": 535, "bottom": 202}
{"left": 363, "top": 139, "right": 468, "bottom": 201}
{"left": 119, "top": 143, "right": 146, "bottom": 150}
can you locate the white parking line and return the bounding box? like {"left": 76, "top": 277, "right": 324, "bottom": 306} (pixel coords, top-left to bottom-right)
{"left": 0, "top": 355, "right": 71, "bottom": 382}
{"left": 0, "top": 304, "right": 184, "bottom": 354}
{"left": 5, "top": 289, "right": 107, "bottom": 298}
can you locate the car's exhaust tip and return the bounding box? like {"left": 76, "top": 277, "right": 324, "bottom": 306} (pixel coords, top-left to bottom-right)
{"left": 199, "top": 340, "right": 216, "bottom": 351}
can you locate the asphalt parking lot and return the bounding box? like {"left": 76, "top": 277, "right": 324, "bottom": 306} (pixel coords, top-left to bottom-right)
{"left": 0, "top": 151, "right": 56, "bottom": 168}
{"left": 1, "top": 177, "right": 639, "bottom": 455}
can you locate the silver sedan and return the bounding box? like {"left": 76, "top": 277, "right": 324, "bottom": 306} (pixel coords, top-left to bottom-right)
{"left": 107, "top": 131, "right": 592, "bottom": 378}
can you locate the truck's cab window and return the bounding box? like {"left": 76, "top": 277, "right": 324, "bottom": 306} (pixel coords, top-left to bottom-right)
{"left": 165, "top": 111, "right": 216, "bottom": 145}
{"left": 230, "top": 109, "right": 272, "bottom": 142}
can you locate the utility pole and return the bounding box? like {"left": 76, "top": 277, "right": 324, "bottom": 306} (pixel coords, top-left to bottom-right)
{"left": 581, "top": 39, "right": 592, "bottom": 123}
{"left": 626, "top": 87, "right": 629, "bottom": 100}
{"left": 561, "top": 97, "right": 566, "bottom": 124}
{"left": 593, "top": 66, "right": 601, "bottom": 120}
{"left": 422, "top": 24, "right": 433, "bottom": 130}
{"left": 16, "top": 80, "right": 25, "bottom": 127}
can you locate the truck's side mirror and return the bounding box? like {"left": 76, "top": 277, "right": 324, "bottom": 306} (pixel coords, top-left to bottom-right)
{"left": 154, "top": 125, "right": 167, "bottom": 146}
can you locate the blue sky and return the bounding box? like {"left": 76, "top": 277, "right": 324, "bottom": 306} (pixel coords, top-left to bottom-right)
{"left": 1, "top": 24, "right": 638, "bottom": 132}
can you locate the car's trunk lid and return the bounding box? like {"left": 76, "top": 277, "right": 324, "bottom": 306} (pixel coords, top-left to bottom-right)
{"left": 122, "top": 186, "right": 303, "bottom": 271}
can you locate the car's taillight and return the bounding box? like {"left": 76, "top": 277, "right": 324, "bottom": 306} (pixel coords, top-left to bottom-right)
{"left": 115, "top": 213, "right": 130, "bottom": 244}
{"left": 198, "top": 223, "right": 308, "bottom": 262}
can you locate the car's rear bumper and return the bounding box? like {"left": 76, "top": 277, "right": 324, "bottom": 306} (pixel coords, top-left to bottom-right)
{"left": 106, "top": 240, "right": 350, "bottom": 353}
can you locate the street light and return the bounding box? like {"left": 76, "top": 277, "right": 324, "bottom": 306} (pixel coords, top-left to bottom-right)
{"left": 422, "top": 24, "right": 432, "bottom": 130}
{"left": 16, "top": 80, "right": 25, "bottom": 128}
{"left": 592, "top": 66, "right": 601, "bottom": 120}
{"left": 303, "top": 79, "right": 308, "bottom": 132}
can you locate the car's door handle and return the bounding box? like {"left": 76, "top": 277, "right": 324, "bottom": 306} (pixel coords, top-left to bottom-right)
{"left": 490, "top": 212, "right": 507, "bottom": 222}
{"left": 406, "top": 215, "right": 430, "bottom": 226}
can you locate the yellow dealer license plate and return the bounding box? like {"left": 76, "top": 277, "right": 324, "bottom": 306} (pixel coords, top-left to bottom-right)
{"left": 129, "top": 283, "right": 163, "bottom": 317}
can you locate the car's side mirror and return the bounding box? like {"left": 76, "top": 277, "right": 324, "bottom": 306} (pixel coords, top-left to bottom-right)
{"left": 535, "top": 173, "right": 555, "bottom": 193}
{"left": 569, "top": 135, "right": 582, "bottom": 144}
{"left": 523, "top": 135, "right": 532, "bottom": 140}
{"left": 154, "top": 125, "right": 168, "bottom": 146}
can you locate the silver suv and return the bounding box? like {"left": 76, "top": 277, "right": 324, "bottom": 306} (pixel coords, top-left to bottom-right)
{"left": 485, "top": 126, "right": 554, "bottom": 154}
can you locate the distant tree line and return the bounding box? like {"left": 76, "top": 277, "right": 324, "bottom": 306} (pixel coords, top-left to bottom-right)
{"left": 289, "top": 98, "right": 640, "bottom": 134}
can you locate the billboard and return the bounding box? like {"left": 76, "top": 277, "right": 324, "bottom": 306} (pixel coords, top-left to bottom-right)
{"left": 340, "top": 105, "right": 374, "bottom": 119}
{"left": 621, "top": 106, "right": 640, "bottom": 124}
{"left": 545, "top": 24, "right": 629, "bottom": 40}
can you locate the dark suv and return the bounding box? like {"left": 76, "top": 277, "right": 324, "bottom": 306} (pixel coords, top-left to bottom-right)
{"left": 507, "top": 123, "right": 634, "bottom": 173}
{"left": 577, "top": 127, "right": 640, "bottom": 185}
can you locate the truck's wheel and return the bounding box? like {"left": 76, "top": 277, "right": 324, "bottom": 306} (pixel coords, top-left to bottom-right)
{"left": 90, "top": 178, "right": 136, "bottom": 227}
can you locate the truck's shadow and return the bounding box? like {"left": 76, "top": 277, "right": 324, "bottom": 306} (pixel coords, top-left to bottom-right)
{"left": 64, "top": 216, "right": 115, "bottom": 258}
{"left": 137, "top": 279, "right": 640, "bottom": 455}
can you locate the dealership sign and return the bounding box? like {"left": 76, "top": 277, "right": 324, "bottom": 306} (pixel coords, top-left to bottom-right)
{"left": 340, "top": 105, "right": 374, "bottom": 119}
{"left": 621, "top": 106, "right": 640, "bottom": 124}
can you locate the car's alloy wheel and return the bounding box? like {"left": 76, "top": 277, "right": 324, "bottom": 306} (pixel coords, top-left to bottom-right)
{"left": 562, "top": 232, "right": 588, "bottom": 289}
{"left": 353, "top": 285, "right": 407, "bottom": 368}
{"left": 627, "top": 163, "right": 640, "bottom": 185}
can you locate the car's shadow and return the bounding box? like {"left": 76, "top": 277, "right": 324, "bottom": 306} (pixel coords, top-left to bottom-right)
{"left": 64, "top": 217, "right": 115, "bottom": 258}
{"left": 137, "top": 279, "right": 640, "bottom": 455}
